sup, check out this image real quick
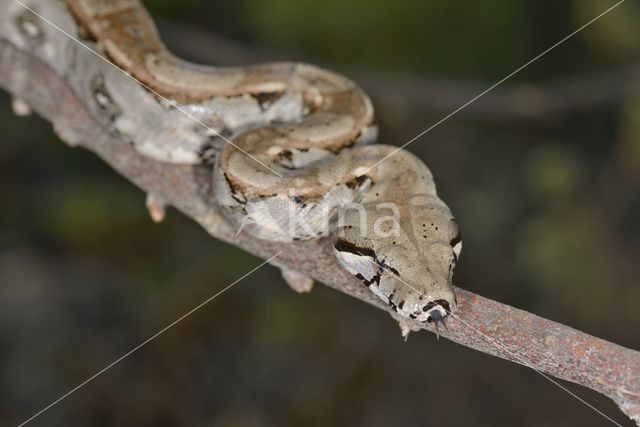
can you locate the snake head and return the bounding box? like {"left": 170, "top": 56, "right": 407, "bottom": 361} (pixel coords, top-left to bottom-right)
{"left": 334, "top": 235, "right": 459, "bottom": 325}
{"left": 332, "top": 168, "right": 461, "bottom": 326}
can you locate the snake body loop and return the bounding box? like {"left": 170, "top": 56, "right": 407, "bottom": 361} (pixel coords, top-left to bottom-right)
{"left": 65, "top": 0, "right": 461, "bottom": 322}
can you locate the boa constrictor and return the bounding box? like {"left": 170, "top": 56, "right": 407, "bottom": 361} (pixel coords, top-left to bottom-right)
{"left": 7, "top": 0, "right": 462, "bottom": 327}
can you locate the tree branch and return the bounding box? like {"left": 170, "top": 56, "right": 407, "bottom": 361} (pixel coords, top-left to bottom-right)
{"left": 1, "top": 21, "right": 639, "bottom": 425}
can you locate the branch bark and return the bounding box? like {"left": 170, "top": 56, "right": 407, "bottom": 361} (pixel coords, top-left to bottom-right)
{"left": 1, "top": 19, "right": 639, "bottom": 426}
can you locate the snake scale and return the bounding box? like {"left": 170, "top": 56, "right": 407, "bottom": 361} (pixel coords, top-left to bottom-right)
{"left": 6, "top": 0, "right": 462, "bottom": 329}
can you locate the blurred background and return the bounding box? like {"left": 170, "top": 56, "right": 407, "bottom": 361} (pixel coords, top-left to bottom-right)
{"left": 1, "top": 0, "right": 640, "bottom": 425}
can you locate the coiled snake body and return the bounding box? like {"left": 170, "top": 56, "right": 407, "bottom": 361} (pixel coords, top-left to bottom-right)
{"left": 25, "top": 0, "right": 462, "bottom": 325}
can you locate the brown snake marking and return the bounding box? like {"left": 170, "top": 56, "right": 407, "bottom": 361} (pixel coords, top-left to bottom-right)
{"left": 63, "top": 0, "right": 461, "bottom": 324}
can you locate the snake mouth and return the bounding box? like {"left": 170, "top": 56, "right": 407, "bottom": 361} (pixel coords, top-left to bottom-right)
{"left": 423, "top": 299, "right": 451, "bottom": 339}
{"left": 423, "top": 299, "right": 451, "bottom": 318}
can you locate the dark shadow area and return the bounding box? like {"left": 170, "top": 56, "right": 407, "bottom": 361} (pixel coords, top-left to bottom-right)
{"left": 1, "top": 0, "right": 639, "bottom": 425}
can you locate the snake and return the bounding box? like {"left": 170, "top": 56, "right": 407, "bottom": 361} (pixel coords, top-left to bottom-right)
{"left": 7, "top": 0, "right": 462, "bottom": 328}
